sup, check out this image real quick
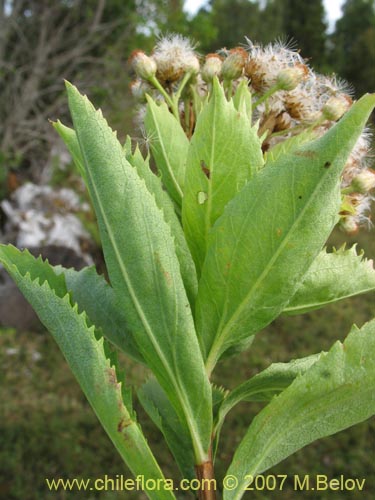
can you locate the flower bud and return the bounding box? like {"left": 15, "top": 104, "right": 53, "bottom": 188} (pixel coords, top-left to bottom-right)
{"left": 322, "top": 94, "right": 352, "bottom": 121}
{"left": 129, "top": 50, "right": 157, "bottom": 81}
{"left": 202, "top": 54, "right": 223, "bottom": 82}
{"left": 350, "top": 169, "right": 375, "bottom": 194}
{"left": 339, "top": 216, "right": 359, "bottom": 234}
{"left": 221, "top": 48, "right": 248, "bottom": 81}
{"left": 276, "top": 64, "right": 309, "bottom": 91}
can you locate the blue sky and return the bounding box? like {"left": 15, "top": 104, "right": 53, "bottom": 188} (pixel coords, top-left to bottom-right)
{"left": 184, "top": 0, "right": 345, "bottom": 30}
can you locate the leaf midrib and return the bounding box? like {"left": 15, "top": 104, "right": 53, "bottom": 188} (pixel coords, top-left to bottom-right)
{"left": 149, "top": 103, "right": 184, "bottom": 200}
{"left": 285, "top": 284, "right": 375, "bottom": 313}
{"left": 232, "top": 381, "right": 372, "bottom": 499}
{"left": 209, "top": 161, "right": 339, "bottom": 360}
{"left": 78, "top": 126, "right": 205, "bottom": 460}
{"left": 204, "top": 96, "right": 217, "bottom": 253}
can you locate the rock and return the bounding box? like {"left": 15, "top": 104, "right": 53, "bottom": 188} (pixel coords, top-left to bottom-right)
{"left": 0, "top": 183, "right": 99, "bottom": 331}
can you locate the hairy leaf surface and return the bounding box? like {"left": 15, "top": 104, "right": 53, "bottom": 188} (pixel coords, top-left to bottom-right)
{"left": 216, "top": 354, "right": 320, "bottom": 429}
{"left": 285, "top": 245, "right": 375, "bottom": 314}
{"left": 197, "top": 93, "right": 375, "bottom": 368}
{"left": 61, "top": 266, "right": 144, "bottom": 362}
{"left": 144, "top": 97, "right": 189, "bottom": 205}
{"left": 182, "top": 78, "right": 264, "bottom": 274}
{"left": 265, "top": 129, "right": 318, "bottom": 165}
{"left": 52, "top": 120, "right": 87, "bottom": 182}
{"left": 66, "top": 83, "right": 212, "bottom": 460}
{"left": 0, "top": 245, "right": 174, "bottom": 500}
{"left": 125, "top": 144, "right": 198, "bottom": 306}
{"left": 138, "top": 379, "right": 196, "bottom": 481}
{"left": 224, "top": 319, "right": 375, "bottom": 500}
{"left": 232, "top": 80, "right": 252, "bottom": 123}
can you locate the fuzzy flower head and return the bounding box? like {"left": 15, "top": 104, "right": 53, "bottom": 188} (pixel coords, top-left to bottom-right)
{"left": 351, "top": 169, "right": 375, "bottom": 194}
{"left": 244, "top": 40, "right": 307, "bottom": 92}
{"left": 283, "top": 87, "right": 319, "bottom": 122}
{"left": 341, "top": 130, "right": 373, "bottom": 187}
{"left": 315, "top": 75, "right": 354, "bottom": 102}
{"left": 322, "top": 94, "right": 352, "bottom": 121}
{"left": 153, "top": 35, "right": 200, "bottom": 84}
{"left": 339, "top": 193, "right": 373, "bottom": 233}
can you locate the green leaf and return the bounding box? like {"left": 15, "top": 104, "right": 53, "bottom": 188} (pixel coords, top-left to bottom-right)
{"left": 66, "top": 83, "right": 212, "bottom": 461}
{"left": 264, "top": 128, "right": 318, "bottom": 166}
{"left": 0, "top": 244, "right": 66, "bottom": 295}
{"left": 0, "top": 245, "right": 143, "bottom": 363}
{"left": 197, "top": 93, "right": 375, "bottom": 370}
{"left": 285, "top": 245, "right": 375, "bottom": 315}
{"left": 60, "top": 266, "right": 144, "bottom": 363}
{"left": 144, "top": 97, "right": 189, "bottom": 205}
{"left": 125, "top": 144, "right": 198, "bottom": 307}
{"left": 232, "top": 79, "right": 252, "bottom": 123}
{"left": 182, "top": 78, "right": 264, "bottom": 274}
{"left": 0, "top": 245, "right": 175, "bottom": 500}
{"left": 52, "top": 120, "right": 87, "bottom": 183}
{"left": 211, "top": 384, "right": 229, "bottom": 459}
{"left": 216, "top": 354, "right": 321, "bottom": 430}
{"left": 138, "top": 378, "right": 196, "bottom": 481}
{"left": 224, "top": 319, "right": 375, "bottom": 500}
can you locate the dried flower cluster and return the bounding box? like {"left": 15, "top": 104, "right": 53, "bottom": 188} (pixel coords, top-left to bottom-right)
{"left": 129, "top": 35, "right": 374, "bottom": 233}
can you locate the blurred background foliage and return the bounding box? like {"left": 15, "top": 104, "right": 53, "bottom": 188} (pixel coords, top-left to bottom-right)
{"left": 1, "top": 0, "right": 374, "bottom": 181}
{"left": 0, "top": 0, "right": 375, "bottom": 499}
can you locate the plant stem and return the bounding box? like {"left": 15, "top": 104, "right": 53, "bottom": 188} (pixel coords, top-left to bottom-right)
{"left": 252, "top": 84, "right": 280, "bottom": 110}
{"left": 174, "top": 71, "right": 193, "bottom": 103}
{"left": 195, "top": 451, "right": 216, "bottom": 500}
{"left": 148, "top": 76, "right": 180, "bottom": 120}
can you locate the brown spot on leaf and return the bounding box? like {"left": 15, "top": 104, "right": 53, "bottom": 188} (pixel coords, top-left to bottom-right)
{"left": 276, "top": 228, "right": 282, "bottom": 237}
{"left": 106, "top": 367, "right": 117, "bottom": 386}
{"left": 154, "top": 252, "right": 172, "bottom": 286}
{"left": 224, "top": 262, "right": 231, "bottom": 275}
{"left": 117, "top": 417, "right": 133, "bottom": 433}
{"left": 200, "top": 160, "right": 210, "bottom": 179}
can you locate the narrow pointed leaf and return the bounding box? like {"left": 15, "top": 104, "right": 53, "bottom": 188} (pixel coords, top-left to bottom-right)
{"left": 232, "top": 79, "right": 252, "bottom": 123}
{"left": 197, "top": 93, "right": 375, "bottom": 368}
{"left": 144, "top": 97, "right": 189, "bottom": 205}
{"left": 216, "top": 354, "right": 321, "bottom": 429}
{"left": 213, "top": 354, "right": 320, "bottom": 459}
{"left": 125, "top": 144, "right": 198, "bottom": 307}
{"left": 0, "top": 245, "right": 143, "bottom": 363}
{"left": 52, "top": 120, "right": 87, "bottom": 182}
{"left": 66, "top": 83, "right": 212, "bottom": 460}
{"left": 54, "top": 126, "right": 198, "bottom": 309}
{"left": 285, "top": 245, "right": 375, "bottom": 315}
{"left": 61, "top": 266, "right": 144, "bottom": 363}
{"left": 0, "top": 244, "right": 66, "bottom": 295}
{"left": 224, "top": 319, "right": 375, "bottom": 500}
{"left": 138, "top": 379, "right": 196, "bottom": 481}
{"left": 182, "top": 78, "right": 264, "bottom": 274}
{"left": 0, "top": 246, "right": 174, "bottom": 500}
{"left": 265, "top": 128, "right": 318, "bottom": 165}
